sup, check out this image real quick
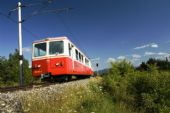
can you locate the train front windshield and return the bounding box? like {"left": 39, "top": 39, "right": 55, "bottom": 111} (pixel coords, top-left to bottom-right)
{"left": 49, "top": 41, "right": 64, "bottom": 55}
{"left": 33, "top": 41, "right": 64, "bottom": 57}
{"left": 34, "top": 43, "right": 46, "bottom": 57}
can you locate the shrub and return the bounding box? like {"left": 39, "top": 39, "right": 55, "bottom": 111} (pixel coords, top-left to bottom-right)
{"left": 127, "top": 65, "right": 170, "bottom": 113}
{"left": 127, "top": 72, "right": 159, "bottom": 113}
{"left": 102, "top": 60, "right": 170, "bottom": 113}
{"left": 102, "top": 60, "right": 134, "bottom": 103}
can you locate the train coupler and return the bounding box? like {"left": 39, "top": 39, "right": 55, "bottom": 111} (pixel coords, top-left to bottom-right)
{"left": 40, "top": 73, "right": 50, "bottom": 80}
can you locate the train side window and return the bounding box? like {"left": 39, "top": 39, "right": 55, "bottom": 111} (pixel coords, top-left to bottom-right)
{"left": 68, "top": 43, "right": 71, "bottom": 56}
{"left": 82, "top": 55, "right": 84, "bottom": 63}
{"left": 75, "top": 50, "right": 79, "bottom": 60}
{"left": 79, "top": 52, "right": 81, "bottom": 62}
{"left": 85, "top": 58, "right": 89, "bottom": 66}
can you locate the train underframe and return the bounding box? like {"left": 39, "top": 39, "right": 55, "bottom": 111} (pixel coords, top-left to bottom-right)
{"left": 38, "top": 73, "right": 91, "bottom": 82}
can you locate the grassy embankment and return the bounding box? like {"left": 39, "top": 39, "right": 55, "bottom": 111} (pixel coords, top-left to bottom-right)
{"left": 21, "top": 60, "right": 170, "bottom": 113}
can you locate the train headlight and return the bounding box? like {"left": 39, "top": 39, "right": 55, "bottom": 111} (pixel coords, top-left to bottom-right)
{"left": 56, "top": 63, "right": 60, "bottom": 66}
{"left": 33, "top": 64, "right": 41, "bottom": 69}
{"left": 56, "top": 62, "right": 63, "bottom": 67}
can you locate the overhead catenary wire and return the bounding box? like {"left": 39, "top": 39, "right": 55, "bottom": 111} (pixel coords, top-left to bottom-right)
{"left": 1, "top": 0, "right": 91, "bottom": 60}
{"left": 56, "top": 14, "right": 91, "bottom": 59}
{"left": 22, "top": 1, "right": 53, "bottom": 22}
{"left": 53, "top": 0, "right": 93, "bottom": 59}
{"left": 1, "top": 0, "right": 91, "bottom": 59}
{"left": 6, "top": 0, "right": 62, "bottom": 38}
{"left": 0, "top": 11, "right": 40, "bottom": 39}
{"left": 6, "top": 0, "right": 71, "bottom": 37}
{"left": 8, "top": 0, "right": 54, "bottom": 21}
{"left": 8, "top": 0, "right": 55, "bottom": 15}
{"left": 23, "top": 8, "right": 73, "bottom": 22}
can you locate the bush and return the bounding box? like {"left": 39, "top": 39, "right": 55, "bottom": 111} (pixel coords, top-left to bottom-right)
{"left": 102, "top": 60, "right": 134, "bottom": 102}
{"left": 102, "top": 60, "right": 170, "bottom": 113}
{"left": 127, "top": 72, "right": 159, "bottom": 113}
{"left": 127, "top": 65, "right": 170, "bottom": 113}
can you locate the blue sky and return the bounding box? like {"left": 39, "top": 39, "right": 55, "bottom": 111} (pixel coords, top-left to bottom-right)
{"left": 1, "top": 0, "right": 170, "bottom": 70}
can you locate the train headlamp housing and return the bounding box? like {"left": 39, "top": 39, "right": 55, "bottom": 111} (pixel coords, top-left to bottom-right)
{"left": 56, "top": 62, "right": 63, "bottom": 67}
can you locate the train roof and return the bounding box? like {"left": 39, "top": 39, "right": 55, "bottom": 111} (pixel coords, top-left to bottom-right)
{"left": 32, "top": 36, "right": 91, "bottom": 60}
{"left": 33, "top": 36, "right": 68, "bottom": 43}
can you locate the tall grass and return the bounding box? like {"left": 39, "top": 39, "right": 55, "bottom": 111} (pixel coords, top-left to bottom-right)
{"left": 21, "top": 78, "right": 136, "bottom": 113}
{"left": 21, "top": 78, "right": 115, "bottom": 113}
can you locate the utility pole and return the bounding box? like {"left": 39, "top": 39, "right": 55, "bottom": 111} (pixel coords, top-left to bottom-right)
{"left": 7, "top": 1, "right": 72, "bottom": 86}
{"left": 90, "top": 57, "right": 100, "bottom": 76}
{"left": 18, "top": 2, "right": 23, "bottom": 86}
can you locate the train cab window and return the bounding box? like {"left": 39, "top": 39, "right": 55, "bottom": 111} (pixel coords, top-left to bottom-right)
{"left": 34, "top": 43, "right": 46, "bottom": 57}
{"left": 75, "top": 50, "right": 79, "bottom": 60}
{"left": 49, "top": 41, "right": 64, "bottom": 55}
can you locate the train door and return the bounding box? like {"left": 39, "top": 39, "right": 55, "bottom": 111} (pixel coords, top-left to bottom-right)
{"left": 68, "top": 43, "right": 74, "bottom": 74}
{"left": 49, "top": 40, "right": 65, "bottom": 75}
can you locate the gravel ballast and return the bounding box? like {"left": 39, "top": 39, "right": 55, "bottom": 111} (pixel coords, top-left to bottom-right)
{"left": 0, "top": 79, "right": 92, "bottom": 113}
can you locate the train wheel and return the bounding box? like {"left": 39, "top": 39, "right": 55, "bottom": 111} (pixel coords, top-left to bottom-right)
{"left": 63, "top": 75, "right": 72, "bottom": 82}
{"left": 76, "top": 75, "right": 86, "bottom": 80}
{"left": 68, "top": 76, "right": 72, "bottom": 81}
{"left": 64, "top": 76, "right": 69, "bottom": 82}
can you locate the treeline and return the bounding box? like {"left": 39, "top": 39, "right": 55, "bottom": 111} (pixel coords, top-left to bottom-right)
{"left": 137, "top": 58, "right": 170, "bottom": 71}
{"left": 0, "top": 49, "right": 32, "bottom": 86}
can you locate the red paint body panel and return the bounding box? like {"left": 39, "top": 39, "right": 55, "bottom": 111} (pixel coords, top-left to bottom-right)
{"left": 32, "top": 56, "right": 93, "bottom": 77}
{"left": 32, "top": 59, "right": 47, "bottom": 77}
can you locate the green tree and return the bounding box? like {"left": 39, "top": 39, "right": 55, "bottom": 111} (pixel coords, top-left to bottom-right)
{"left": 137, "top": 58, "right": 170, "bottom": 71}
{"left": 0, "top": 56, "right": 8, "bottom": 83}
{"left": 0, "top": 49, "right": 32, "bottom": 86}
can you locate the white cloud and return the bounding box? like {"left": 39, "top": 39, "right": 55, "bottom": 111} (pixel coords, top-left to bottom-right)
{"left": 23, "top": 47, "right": 32, "bottom": 53}
{"left": 144, "top": 51, "right": 170, "bottom": 57}
{"left": 134, "top": 44, "right": 150, "bottom": 50}
{"left": 131, "top": 58, "right": 141, "bottom": 65}
{"left": 155, "top": 54, "right": 170, "bottom": 60}
{"left": 132, "top": 54, "right": 141, "bottom": 59}
{"left": 91, "top": 57, "right": 100, "bottom": 61}
{"left": 117, "top": 56, "right": 126, "bottom": 60}
{"left": 164, "top": 54, "right": 170, "bottom": 57}
{"left": 144, "top": 51, "right": 156, "bottom": 56}
{"left": 107, "top": 57, "right": 116, "bottom": 63}
{"left": 150, "top": 43, "right": 158, "bottom": 48}
{"left": 134, "top": 43, "right": 159, "bottom": 50}
{"left": 157, "top": 52, "right": 168, "bottom": 56}
{"left": 132, "top": 58, "right": 140, "bottom": 61}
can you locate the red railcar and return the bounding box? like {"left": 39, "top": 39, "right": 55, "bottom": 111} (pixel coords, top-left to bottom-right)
{"left": 32, "top": 36, "right": 93, "bottom": 80}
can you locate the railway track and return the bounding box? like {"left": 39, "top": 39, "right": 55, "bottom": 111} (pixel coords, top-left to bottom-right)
{"left": 0, "top": 77, "right": 91, "bottom": 93}
{"left": 0, "top": 82, "right": 56, "bottom": 93}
